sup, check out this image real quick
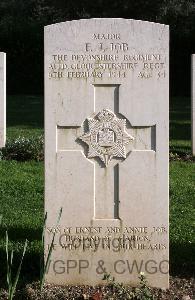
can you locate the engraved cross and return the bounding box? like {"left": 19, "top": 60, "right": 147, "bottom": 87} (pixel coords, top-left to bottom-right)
{"left": 58, "top": 84, "right": 155, "bottom": 220}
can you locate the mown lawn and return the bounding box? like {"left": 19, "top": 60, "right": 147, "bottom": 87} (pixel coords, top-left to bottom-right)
{"left": 169, "top": 161, "right": 195, "bottom": 276}
{"left": 0, "top": 161, "right": 43, "bottom": 286}
{"left": 0, "top": 95, "right": 194, "bottom": 287}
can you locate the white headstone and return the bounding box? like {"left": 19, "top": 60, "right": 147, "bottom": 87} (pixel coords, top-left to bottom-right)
{"left": 0, "top": 52, "right": 6, "bottom": 148}
{"left": 45, "top": 19, "right": 169, "bottom": 288}
{"left": 192, "top": 55, "right": 195, "bottom": 155}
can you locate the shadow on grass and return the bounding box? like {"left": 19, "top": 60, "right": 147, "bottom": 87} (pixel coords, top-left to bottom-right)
{"left": 169, "top": 145, "right": 191, "bottom": 155}
{"left": 7, "top": 95, "right": 43, "bottom": 129}
{"left": 0, "top": 226, "right": 41, "bottom": 242}
{"left": 170, "top": 123, "right": 191, "bottom": 141}
{"left": 170, "top": 242, "right": 195, "bottom": 278}
{"left": 0, "top": 225, "right": 42, "bottom": 288}
{"left": 0, "top": 248, "right": 41, "bottom": 289}
{"left": 169, "top": 97, "right": 190, "bottom": 148}
{"left": 170, "top": 112, "right": 190, "bottom": 120}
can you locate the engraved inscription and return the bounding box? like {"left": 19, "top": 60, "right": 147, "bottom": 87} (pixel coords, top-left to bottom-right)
{"left": 48, "top": 34, "right": 167, "bottom": 80}
{"left": 46, "top": 225, "right": 168, "bottom": 252}
{"left": 93, "top": 33, "right": 121, "bottom": 40}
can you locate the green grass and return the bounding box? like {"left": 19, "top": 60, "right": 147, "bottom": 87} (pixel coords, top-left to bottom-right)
{"left": 0, "top": 95, "right": 194, "bottom": 288}
{"left": 0, "top": 161, "right": 43, "bottom": 286}
{"left": 170, "top": 161, "right": 195, "bottom": 276}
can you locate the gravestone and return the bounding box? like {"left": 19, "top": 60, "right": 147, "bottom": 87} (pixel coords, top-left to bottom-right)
{"left": 0, "top": 52, "right": 6, "bottom": 148}
{"left": 192, "top": 55, "right": 195, "bottom": 155}
{"left": 45, "top": 19, "right": 169, "bottom": 288}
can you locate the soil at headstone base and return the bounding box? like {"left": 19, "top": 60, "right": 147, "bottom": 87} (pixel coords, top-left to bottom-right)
{"left": 0, "top": 276, "right": 194, "bottom": 299}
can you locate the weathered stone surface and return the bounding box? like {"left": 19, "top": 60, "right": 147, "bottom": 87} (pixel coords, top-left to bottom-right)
{"left": 0, "top": 52, "right": 6, "bottom": 148}
{"left": 44, "top": 18, "right": 169, "bottom": 288}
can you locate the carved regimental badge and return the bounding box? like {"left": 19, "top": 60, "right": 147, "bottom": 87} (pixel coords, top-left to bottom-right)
{"left": 79, "top": 109, "right": 134, "bottom": 166}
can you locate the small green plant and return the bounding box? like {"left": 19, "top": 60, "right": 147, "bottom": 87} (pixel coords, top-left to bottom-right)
{"left": 1, "top": 136, "right": 44, "bottom": 161}
{"left": 6, "top": 231, "right": 28, "bottom": 300}
{"left": 134, "top": 272, "right": 153, "bottom": 300}
{"left": 102, "top": 272, "right": 134, "bottom": 299}
{"left": 102, "top": 272, "right": 153, "bottom": 299}
{"left": 40, "top": 207, "right": 62, "bottom": 291}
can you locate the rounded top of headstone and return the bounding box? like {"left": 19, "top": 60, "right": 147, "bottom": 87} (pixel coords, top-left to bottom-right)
{"left": 44, "top": 18, "right": 169, "bottom": 54}
{"left": 45, "top": 18, "right": 169, "bottom": 30}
